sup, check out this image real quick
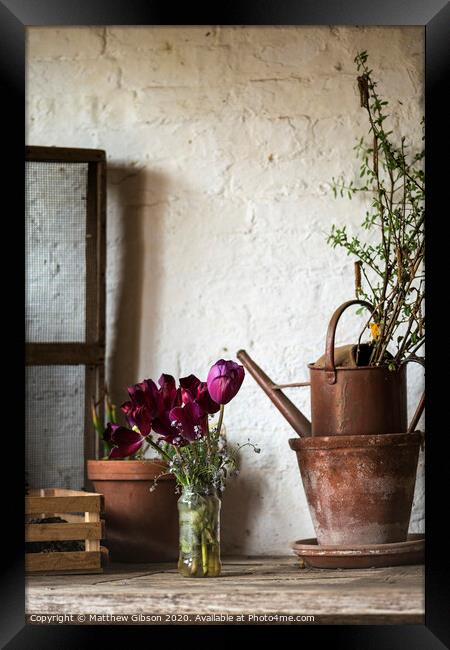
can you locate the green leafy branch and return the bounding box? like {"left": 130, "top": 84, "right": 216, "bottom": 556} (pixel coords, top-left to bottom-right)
{"left": 328, "top": 51, "right": 424, "bottom": 368}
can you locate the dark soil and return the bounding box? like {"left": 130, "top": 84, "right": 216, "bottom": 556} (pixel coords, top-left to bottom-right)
{"left": 26, "top": 517, "right": 85, "bottom": 553}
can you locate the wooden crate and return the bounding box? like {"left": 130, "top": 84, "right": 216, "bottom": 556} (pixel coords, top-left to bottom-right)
{"left": 25, "top": 488, "right": 107, "bottom": 574}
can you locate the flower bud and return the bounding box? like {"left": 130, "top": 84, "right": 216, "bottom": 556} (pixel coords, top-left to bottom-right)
{"left": 206, "top": 359, "right": 245, "bottom": 405}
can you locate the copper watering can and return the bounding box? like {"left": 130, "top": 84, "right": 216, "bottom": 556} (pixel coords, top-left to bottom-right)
{"left": 237, "top": 299, "right": 425, "bottom": 437}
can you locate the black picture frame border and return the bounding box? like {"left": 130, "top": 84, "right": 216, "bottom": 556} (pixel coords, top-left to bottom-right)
{"left": 1, "top": 0, "right": 449, "bottom": 647}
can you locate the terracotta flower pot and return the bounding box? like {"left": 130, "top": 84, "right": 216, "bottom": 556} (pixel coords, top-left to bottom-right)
{"left": 87, "top": 459, "right": 178, "bottom": 563}
{"left": 289, "top": 431, "right": 423, "bottom": 546}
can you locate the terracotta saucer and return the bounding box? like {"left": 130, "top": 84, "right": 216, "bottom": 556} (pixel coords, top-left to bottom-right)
{"left": 291, "top": 534, "right": 424, "bottom": 569}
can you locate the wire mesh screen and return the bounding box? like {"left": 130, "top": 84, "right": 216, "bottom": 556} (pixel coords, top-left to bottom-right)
{"left": 25, "top": 162, "right": 88, "bottom": 343}
{"left": 26, "top": 365, "right": 85, "bottom": 490}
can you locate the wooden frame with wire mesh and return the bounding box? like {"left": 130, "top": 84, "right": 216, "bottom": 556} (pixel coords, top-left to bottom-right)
{"left": 25, "top": 146, "right": 106, "bottom": 488}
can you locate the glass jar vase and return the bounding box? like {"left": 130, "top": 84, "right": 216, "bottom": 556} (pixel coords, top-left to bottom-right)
{"left": 177, "top": 486, "right": 221, "bottom": 577}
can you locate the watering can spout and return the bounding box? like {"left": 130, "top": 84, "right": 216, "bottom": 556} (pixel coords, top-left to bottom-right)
{"left": 237, "top": 349, "right": 312, "bottom": 438}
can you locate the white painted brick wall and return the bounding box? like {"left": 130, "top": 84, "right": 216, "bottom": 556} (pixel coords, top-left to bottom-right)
{"left": 27, "top": 26, "right": 424, "bottom": 554}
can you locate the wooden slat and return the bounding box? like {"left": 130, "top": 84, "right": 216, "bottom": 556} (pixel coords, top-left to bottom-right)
{"left": 26, "top": 146, "right": 106, "bottom": 163}
{"left": 26, "top": 494, "right": 102, "bottom": 515}
{"left": 85, "top": 513, "right": 101, "bottom": 551}
{"left": 26, "top": 513, "right": 85, "bottom": 524}
{"left": 26, "top": 521, "right": 103, "bottom": 542}
{"left": 94, "top": 159, "right": 107, "bottom": 463}
{"left": 27, "top": 489, "right": 101, "bottom": 497}
{"left": 97, "top": 159, "right": 106, "bottom": 348}
{"left": 83, "top": 159, "right": 106, "bottom": 484}
{"left": 25, "top": 551, "right": 102, "bottom": 573}
{"left": 26, "top": 343, "right": 104, "bottom": 365}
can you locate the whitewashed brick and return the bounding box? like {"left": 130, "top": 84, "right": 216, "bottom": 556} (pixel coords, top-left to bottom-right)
{"left": 26, "top": 27, "right": 105, "bottom": 59}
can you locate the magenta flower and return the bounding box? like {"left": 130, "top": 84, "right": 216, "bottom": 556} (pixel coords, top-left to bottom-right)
{"left": 151, "top": 413, "right": 175, "bottom": 441}
{"left": 101, "top": 359, "right": 248, "bottom": 464}
{"left": 179, "top": 374, "right": 201, "bottom": 403}
{"left": 179, "top": 374, "right": 220, "bottom": 414}
{"left": 120, "top": 400, "right": 136, "bottom": 428}
{"left": 128, "top": 378, "right": 159, "bottom": 417}
{"left": 152, "top": 374, "right": 183, "bottom": 442}
{"left": 169, "top": 399, "right": 207, "bottom": 443}
{"left": 121, "top": 400, "right": 153, "bottom": 436}
{"left": 158, "top": 374, "right": 177, "bottom": 410}
{"left": 104, "top": 423, "right": 146, "bottom": 459}
{"left": 121, "top": 377, "right": 159, "bottom": 435}
{"left": 207, "top": 359, "right": 245, "bottom": 405}
{"left": 131, "top": 405, "right": 153, "bottom": 436}
{"left": 196, "top": 381, "right": 220, "bottom": 414}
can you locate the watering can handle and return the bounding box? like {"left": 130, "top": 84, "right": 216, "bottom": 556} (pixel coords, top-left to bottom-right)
{"left": 324, "top": 299, "right": 375, "bottom": 384}
{"left": 324, "top": 301, "right": 425, "bottom": 433}
{"left": 401, "top": 356, "right": 425, "bottom": 434}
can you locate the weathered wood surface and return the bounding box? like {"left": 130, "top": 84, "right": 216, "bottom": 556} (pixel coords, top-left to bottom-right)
{"left": 26, "top": 495, "right": 102, "bottom": 515}
{"left": 25, "top": 521, "right": 103, "bottom": 542}
{"left": 26, "top": 557, "right": 424, "bottom": 624}
{"left": 26, "top": 551, "right": 102, "bottom": 574}
{"left": 26, "top": 145, "right": 106, "bottom": 162}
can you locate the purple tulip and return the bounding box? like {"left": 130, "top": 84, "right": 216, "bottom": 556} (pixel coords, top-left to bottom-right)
{"left": 105, "top": 423, "right": 145, "bottom": 459}
{"left": 121, "top": 377, "right": 159, "bottom": 433}
{"left": 120, "top": 400, "right": 152, "bottom": 436}
{"left": 127, "top": 378, "right": 159, "bottom": 415}
{"left": 158, "top": 374, "right": 177, "bottom": 410}
{"left": 169, "top": 399, "right": 206, "bottom": 443}
{"left": 207, "top": 359, "right": 245, "bottom": 404}
{"left": 179, "top": 374, "right": 220, "bottom": 414}
{"left": 103, "top": 421, "right": 116, "bottom": 445}
{"left": 196, "top": 381, "right": 220, "bottom": 414}
{"left": 179, "top": 374, "right": 201, "bottom": 404}
{"left": 152, "top": 375, "right": 182, "bottom": 442}
{"left": 120, "top": 400, "right": 136, "bottom": 428}
{"left": 131, "top": 404, "right": 153, "bottom": 436}
{"left": 152, "top": 408, "right": 183, "bottom": 445}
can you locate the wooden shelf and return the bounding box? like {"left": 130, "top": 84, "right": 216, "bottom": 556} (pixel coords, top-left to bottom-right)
{"left": 26, "top": 557, "right": 424, "bottom": 624}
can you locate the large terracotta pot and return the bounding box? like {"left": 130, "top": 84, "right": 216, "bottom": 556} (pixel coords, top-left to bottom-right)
{"left": 87, "top": 459, "right": 178, "bottom": 563}
{"left": 289, "top": 431, "right": 423, "bottom": 546}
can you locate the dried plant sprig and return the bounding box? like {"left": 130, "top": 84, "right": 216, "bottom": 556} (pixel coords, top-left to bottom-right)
{"left": 328, "top": 51, "right": 424, "bottom": 368}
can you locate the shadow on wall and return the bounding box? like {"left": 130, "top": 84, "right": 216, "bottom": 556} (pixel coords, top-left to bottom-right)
{"left": 106, "top": 165, "right": 169, "bottom": 410}
{"left": 221, "top": 471, "right": 265, "bottom": 555}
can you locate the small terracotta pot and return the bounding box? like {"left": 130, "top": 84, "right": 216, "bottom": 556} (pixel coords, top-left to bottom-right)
{"left": 87, "top": 459, "right": 178, "bottom": 563}
{"left": 289, "top": 432, "right": 423, "bottom": 546}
